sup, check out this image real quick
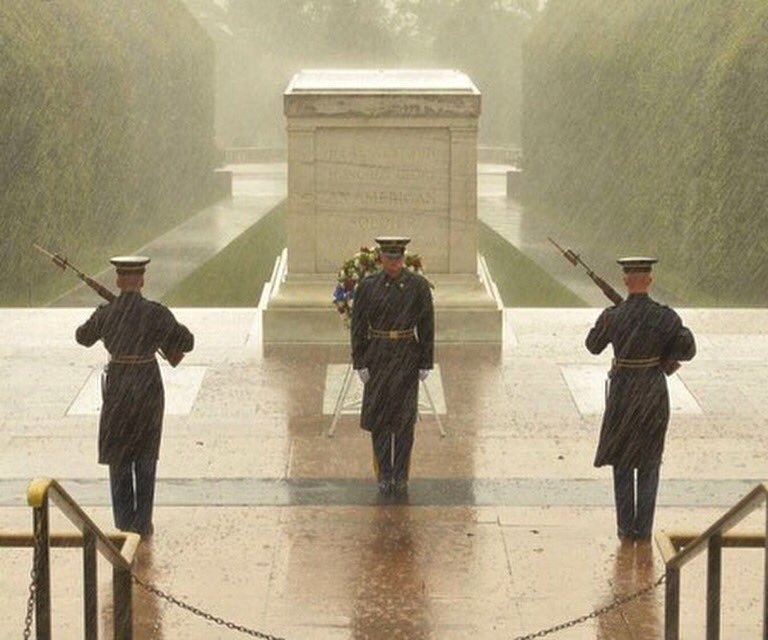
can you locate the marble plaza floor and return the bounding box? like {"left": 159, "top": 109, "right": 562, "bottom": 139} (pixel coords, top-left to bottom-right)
{"left": 0, "top": 307, "right": 767, "bottom": 638}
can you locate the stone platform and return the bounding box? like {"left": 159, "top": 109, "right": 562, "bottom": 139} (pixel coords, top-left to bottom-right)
{"left": 263, "top": 267, "right": 502, "bottom": 344}
{"left": 0, "top": 307, "right": 766, "bottom": 638}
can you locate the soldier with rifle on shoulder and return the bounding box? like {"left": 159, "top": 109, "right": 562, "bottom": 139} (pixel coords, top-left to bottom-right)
{"left": 47, "top": 251, "right": 195, "bottom": 539}
{"left": 549, "top": 240, "right": 696, "bottom": 542}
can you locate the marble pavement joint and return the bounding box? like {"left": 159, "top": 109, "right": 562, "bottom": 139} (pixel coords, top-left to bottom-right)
{"left": 67, "top": 365, "right": 207, "bottom": 416}
{"left": 559, "top": 364, "right": 703, "bottom": 417}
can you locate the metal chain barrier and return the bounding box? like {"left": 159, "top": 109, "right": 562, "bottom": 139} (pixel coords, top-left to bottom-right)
{"left": 132, "top": 570, "right": 663, "bottom": 640}
{"left": 22, "top": 520, "right": 42, "bottom": 640}
{"left": 131, "top": 574, "right": 287, "bottom": 639}
{"left": 22, "top": 542, "right": 663, "bottom": 640}
{"left": 511, "top": 573, "right": 665, "bottom": 640}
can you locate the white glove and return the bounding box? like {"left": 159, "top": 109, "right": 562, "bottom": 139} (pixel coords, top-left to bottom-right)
{"left": 418, "top": 369, "right": 430, "bottom": 381}
{"left": 356, "top": 368, "right": 370, "bottom": 384}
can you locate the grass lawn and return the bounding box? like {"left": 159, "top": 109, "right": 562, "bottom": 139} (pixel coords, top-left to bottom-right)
{"left": 163, "top": 205, "right": 586, "bottom": 308}
{"left": 162, "top": 201, "right": 286, "bottom": 307}
{"left": 478, "top": 221, "right": 587, "bottom": 307}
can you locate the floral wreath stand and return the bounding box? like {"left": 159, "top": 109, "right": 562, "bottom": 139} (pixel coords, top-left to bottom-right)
{"left": 326, "top": 362, "right": 446, "bottom": 438}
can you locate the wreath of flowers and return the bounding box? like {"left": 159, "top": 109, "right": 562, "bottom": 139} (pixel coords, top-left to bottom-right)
{"left": 332, "top": 246, "right": 430, "bottom": 327}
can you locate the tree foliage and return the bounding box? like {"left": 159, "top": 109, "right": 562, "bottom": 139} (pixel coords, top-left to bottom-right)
{"left": 0, "top": 0, "right": 217, "bottom": 304}
{"left": 207, "top": 0, "right": 537, "bottom": 146}
{"left": 523, "top": 0, "right": 768, "bottom": 305}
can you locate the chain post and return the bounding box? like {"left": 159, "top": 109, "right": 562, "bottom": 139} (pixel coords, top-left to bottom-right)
{"left": 114, "top": 565, "right": 133, "bottom": 640}
{"left": 83, "top": 529, "right": 98, "bottom": 640}
{"left": 33, "top": 503, "right": 51, "bottom": 640}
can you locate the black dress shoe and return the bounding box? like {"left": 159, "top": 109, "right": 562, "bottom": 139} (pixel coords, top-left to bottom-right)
{"left": 130, "top": 523, "right": 154, "bottom": 538}
{"left": 617, "top": 528, "right": 634, "bottom": 542}
{"left": 393, "top": 480, "right": 409, "bottom": 496}
{"left": 378, "top": 480, "right": 392, "bottom": 495}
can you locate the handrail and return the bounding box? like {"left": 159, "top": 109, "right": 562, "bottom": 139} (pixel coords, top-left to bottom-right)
{"left": 27, "top": 477, "right": 139, "bottom": 569}
{"left": 663, "top": 482, "right": 767, "bottom": 569}
{"left": 11, "top": 477, "right": 141, "bottom": 639}
{"left": 657, "top": 481, "right": 768, "bottom": 640}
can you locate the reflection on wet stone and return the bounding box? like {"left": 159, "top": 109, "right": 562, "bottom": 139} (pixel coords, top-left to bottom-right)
{"left": 596, "top": 543, "right": 661, "bottom": 640}
{"left": 352, "top": 508, "right": 430, "bottom": 640}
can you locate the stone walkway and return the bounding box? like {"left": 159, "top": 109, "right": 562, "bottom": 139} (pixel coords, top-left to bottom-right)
{"left": 0, "top": 306, "right": 766, "bottom": 638}
{"left": 2, "top": 163, "right": 765, "bottom": 638}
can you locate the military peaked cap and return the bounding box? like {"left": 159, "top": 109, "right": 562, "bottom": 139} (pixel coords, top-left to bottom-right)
{"left": 617, "top": 256, "right": 657, "bottom": 273}
{"left": 110, "top": 256, "right": 151, "bottom": 274}
{"left": 375, "top": 236, "right": 411, "bottom": 257}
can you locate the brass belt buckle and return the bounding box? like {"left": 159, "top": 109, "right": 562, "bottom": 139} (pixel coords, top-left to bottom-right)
{"left": 389, "top": 330, "right": 398, "bottom": 339}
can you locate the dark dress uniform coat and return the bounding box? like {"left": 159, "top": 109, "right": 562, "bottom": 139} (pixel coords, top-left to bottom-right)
{"left": 586, "top": 293, "right": 695, "bottom": 469}
{"left": 76, "top": 292, "right": 194, "bottom": 465}
{"left": 351, "top": 269, "right": 434, "bottom": 435}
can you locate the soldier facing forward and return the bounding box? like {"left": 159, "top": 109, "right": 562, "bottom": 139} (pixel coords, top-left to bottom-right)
{"left": 586, "top": 257, "right": 695, "bottom": 542}
{"left": 76, "top": 256, "right": 194, "bottom": 537}
{"left": 351, "top": 237, "right": 434, "bottom": 497}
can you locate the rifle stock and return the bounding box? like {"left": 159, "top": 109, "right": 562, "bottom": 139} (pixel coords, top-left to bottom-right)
{"left": 80, "top": 274, "right": 116, "bottom": 303}
{"left": 588, "top": 273, "right": 623, "bottom": 306}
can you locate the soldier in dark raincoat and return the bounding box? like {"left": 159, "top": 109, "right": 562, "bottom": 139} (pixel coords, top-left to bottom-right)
{"left": 76, "top": 256, "right": 194, "bottom": 537}
{"left": 586, "top": 257, "right": 695, "bottom": 541}
{"left": 351, "top": 237, "right": 434, "bottom": 496}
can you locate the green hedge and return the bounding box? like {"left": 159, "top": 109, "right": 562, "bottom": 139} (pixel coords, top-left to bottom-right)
{"left": 478, "top": 222, "right": 586, "bottom": 307}
{"left": 0, "top": 1, "right": 216, "bottom": 305}
{"left": 523, "top": 0, "right": 768, "bottom": 305}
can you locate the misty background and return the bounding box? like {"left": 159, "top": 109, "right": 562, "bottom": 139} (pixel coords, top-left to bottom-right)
{"left": 184, "top": 0, "right": 537, "bottom": 148}
{"left": 1, "top": 0, "right": 766, "bottom": 306}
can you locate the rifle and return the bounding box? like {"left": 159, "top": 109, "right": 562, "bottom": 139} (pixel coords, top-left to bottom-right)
{"left": 548, "top": 237, "right": 680, "bottom": 376}
{"left": 34, "top": 243, "right": 116, "bottom": 303}
{"left": 547, "top": 237, "right": 623, "bottom": 305}
{"left": 34, "top": 244, "right": 183, "bottom": 367}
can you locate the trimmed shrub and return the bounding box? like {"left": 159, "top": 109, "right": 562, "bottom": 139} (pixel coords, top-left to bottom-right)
{"left": 523, "top": 0, "right": 768, "bottom": 305}
{"left": 0, "top": 1, "right": 216, "bottom": 304}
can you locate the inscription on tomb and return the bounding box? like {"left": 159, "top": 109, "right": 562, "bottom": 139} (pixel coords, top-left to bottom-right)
{"left": 313, "top": 127, "right": 450, "bottom": 271}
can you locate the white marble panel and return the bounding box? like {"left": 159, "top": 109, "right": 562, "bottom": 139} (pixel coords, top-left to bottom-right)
{"left": 68, "top": 365, "right": 207, "bottom": 416}
{"left": 322, "top": 363, "right": 446, "bottom": 415}
{"left": 560, "top": 364, "right": 703, "bottom": 416}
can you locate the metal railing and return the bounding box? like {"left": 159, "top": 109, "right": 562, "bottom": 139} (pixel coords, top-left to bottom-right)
{"left": 656, "top": 482, "right": 768, "bottom": 639}
{"left": 0, "top": 478, "right": 141, "bottom": 639}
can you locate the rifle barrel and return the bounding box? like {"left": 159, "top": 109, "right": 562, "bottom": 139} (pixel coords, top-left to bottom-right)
{"left": 548, "top": 237, "right": 578, "bottom": 266}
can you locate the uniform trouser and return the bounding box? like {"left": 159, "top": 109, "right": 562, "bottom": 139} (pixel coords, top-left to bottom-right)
{"left": 612, "top": 464, "right": 660, "bottom": 538}
{"left": 109, "top": 459, "right": 157, "bottom": 535}
{"left": 372, "top": 425, "right": 415, "bottom": 483}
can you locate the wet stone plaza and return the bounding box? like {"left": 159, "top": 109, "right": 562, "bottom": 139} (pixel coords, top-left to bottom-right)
{"left": 0, "top": 305, "right": 767, "bottom": 638}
